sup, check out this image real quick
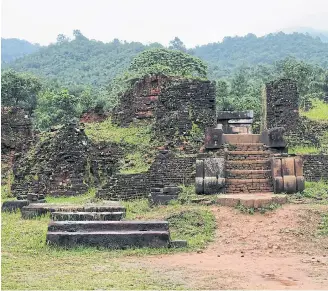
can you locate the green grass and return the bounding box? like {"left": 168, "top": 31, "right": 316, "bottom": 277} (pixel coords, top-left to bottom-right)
{"left": 288, "top": 145, "right": 321, "bottom": 155}
{"left": 319, "top": 214, "right": 328, "bottom": 235}
{"left": 44, "top": 188, "right": 97, "bottom": 204}
{"left": 84, "top": 118, "right": 152, "bottom": 146}
{"left": 1, "top": 198, "right": 215, "bottom": 290}
{"left": 235, "top": 202, "right": 281, "bottom": 214}
{"left": 297, "top": 181, "right": 328, "bottom": 203}
{"left": 301, "top": 99, "right": 328, "bottom": 121}
{"left": 1, "top": 162, "right": 14, "bottom": 200}
{"left": 119, "top": 152, "right": 151, "bottom": 174}
{"left": 85, "top": 118, "right": 158, "bottom": 174}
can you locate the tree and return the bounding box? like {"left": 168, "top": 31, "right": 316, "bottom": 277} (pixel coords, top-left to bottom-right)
{"left": 230, "top": 68, "right": 249, "bottom": 98}
{"left": 73, "top": 30, "right": 88, "bottom": 41}
{"left": 128, "top": 48, "right": 207, "bottom": 78}
{"left": 169, "top": 37, "right": 187, "bottom": 52}
{"left": 1, "top": 70, "right": 42, "bottom": 113}
{"left": 56, "top": 34, "right": 69, "bottom": 44}
{"left": 34, "top": 89, "right": 81, "bottom": 130}
{"left": 216, "top": 80, "right": 231, "bottom": 110}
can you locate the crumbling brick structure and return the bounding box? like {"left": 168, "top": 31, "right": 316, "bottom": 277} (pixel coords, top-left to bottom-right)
{"left": 96, "top": 150, "right": 196, "bottom": 200}
{"left": 1, "top": 107, "right": 33, "bottom": 158}
{"left": 11, "top": 123, "right": 123, "bottom": 197}
{"left": 302, "top": 154, "right": 328, "bottom": 181}
{"left": 265, "top": 79, "right": 299, "bottom": 131}
{"left": 113, "top": 74, "right": 216, "bottom": 144}
{"left": 265, "top": 79, "right": 328, "bottom": 147}
{"left": 1, "top": 107, "right": 34, "bottom": 188}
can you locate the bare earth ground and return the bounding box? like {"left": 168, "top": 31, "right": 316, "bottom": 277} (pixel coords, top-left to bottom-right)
{"left": 123, "top": 204, "right": 328, "bottom": 290}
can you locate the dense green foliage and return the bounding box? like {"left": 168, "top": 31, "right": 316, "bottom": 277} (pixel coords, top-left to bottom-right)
{"left": 1, "top": 38, "right": 40, "bottom": 63}
{"left": 1, "top": 70, "right": 42, "bottom": 112}
{"left": 33, "top": 89, "right": 81, "bottom": 130}
{"left": 128, "top": 48, "right": 207, "bottom": 78}
{"left": 106, "top": 48, "right": 208, "bottom": 110}
{"left": 193, "top": 32, "right": 328, "bottom": 78}
{"left": 2, "top": 31, "right": 328, "bottom": 133}
{"left": 3, "top": 32, "right": 328, "bottom": 86}
{"left": 215, "top": 57, "right": 328, "bottom": 131}
{"left": 3, "top": 31, "right": 162, "bottom": 87}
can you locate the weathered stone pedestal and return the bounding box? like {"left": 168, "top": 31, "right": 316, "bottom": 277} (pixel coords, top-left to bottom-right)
{"left": 216, "top": 193, "right": 287, "bottom": 208}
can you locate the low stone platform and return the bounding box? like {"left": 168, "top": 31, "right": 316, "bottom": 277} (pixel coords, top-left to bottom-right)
{"left": 21, "top": 202, "right": 126, "bottom": 219}
{"left": 215, "top": 193, "right": 287, "bottom": 208}
{"left": 1, "top": 199, "right": 46, "bottom": 212}
{"left": 47, "top": 230, "right": 171, "bottom": 248}
{"left": 2, "top": 200, "right": 30, "bottom": 212}
{"left": 46, "top": 220, "right": 186, "bottom": 249}
{"left": 51, "top": 211, "right": 125, "bottom": 221}
{"left": 48, "top": 220, "right": 169, "bottom": 232}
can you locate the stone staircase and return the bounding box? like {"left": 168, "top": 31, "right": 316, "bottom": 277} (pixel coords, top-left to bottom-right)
{"left": 47, "top": 220, "right": 171, "bottom": 248}
{"left": 225, "top": 135, "right": 273, "bottom": 194}
{"left": 26, "top": 202, "right": 186, "bottom": 249}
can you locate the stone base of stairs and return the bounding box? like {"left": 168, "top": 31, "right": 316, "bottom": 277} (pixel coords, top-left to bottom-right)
{"left": 215, "top": 193, "right": 287, "bottom": 208}
{"left": 46, "top": 220, "right": 186, "bottom": 249}
{"left": 46, "top": 230, "right": 171, "bottom": 248}
{"left": 21, "top": 202, "right": 126, "bottom": 219}
{"left": 2, "top": 199, "right": 46, "bottom": 213}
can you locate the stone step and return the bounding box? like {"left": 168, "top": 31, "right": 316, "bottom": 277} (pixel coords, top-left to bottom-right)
{"left": 216, "top": 194, "right": 287, "bottom": 208}
{"left": 226, "top": 160, "right": 271, "bottom": 170}
{"left": 48, "top": 220, "right": 169, "bottom": 232}
{"left": 225, "top": 178, "right": 273, "bottom": 194}
{"left": 46, "top": 230, "right": 170, "bottom": 248}
{"left": 51, "top": 211, "right": 125, "bottom": 221}
{"left": 2, "top": 200, "right": 30, "bottom": 212}
{"left": 226, "top": 169, "right": 272, "bottom": 179}
{"left": 227, "top": 143, "right": 266, "bottom": 151}
{"left": 227, "top": 151, "right": 271, "bottom": 161}
{"left": 21, "top": 202, "right": 126, "bottom": 219}
{"left": 223, "top": 134, "right": 261, "bottom": 144}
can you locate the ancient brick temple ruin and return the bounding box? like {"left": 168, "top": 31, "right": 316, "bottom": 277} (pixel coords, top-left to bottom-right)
{"left": 1, "top": 76, "right": 328, "bottom": 205}
{"left": 2, "top": 75, "right": 328, "bottom": 249}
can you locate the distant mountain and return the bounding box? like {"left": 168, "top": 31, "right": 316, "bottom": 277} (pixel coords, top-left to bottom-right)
{"left": 193, "top": 32, "right": 328, "bottom": 78}
{"left": 3, "top": 32, "right": 328, "bottom": 86}
{"left": 2, "top": 33, "right": 163, "bottom": 87}
{"left": 1, "top": 38, "right": 41, "bottom": 63}
{"left": 280, "top": 27, "right": 328, "bottom": 43}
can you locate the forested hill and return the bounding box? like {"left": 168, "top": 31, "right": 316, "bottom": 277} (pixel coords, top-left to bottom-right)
{"left": 193, "top": 32, "right": 328, "bottom": 78}
{"left": 3, "top": 32, "right": 163, "bottom": 87}
{"left": 1, "top": 38, "right": 41, "bottom": 63}
{"left": 3, "top": 31, "right": 328, "bottom": 86}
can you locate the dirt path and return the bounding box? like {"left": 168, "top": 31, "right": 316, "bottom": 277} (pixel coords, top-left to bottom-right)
{"left": 125, "top": 204, "right": 328, "bottom": 289}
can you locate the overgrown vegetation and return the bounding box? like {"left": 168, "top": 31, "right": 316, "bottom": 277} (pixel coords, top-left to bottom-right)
{"left": 301, "top": 181, "right": 328, "bottom": 202}
{"left": 2, "top": 32, "right": 328, "bottom": 133}
{"left": 236, "top": 202, "right": 281, "bottom": 214}
{"left": 215, "top": 57, "right": 328, "bottom": 132}
{"left": 288, "top": 146, "right": 321, "bottom": 155}
{"left": 2, "top": 197, "right": 215, "bottom": 289}
{"left": 44, "top": 188, "right": 97, "bottom": 204}
{"left": 301, "top": 99, "right": 328, "bottom": 121}
{"left": 319, "top": 214, "right": 328, "bottom": 235}
{"left": 1, "top": 165, "right": 14, "bottom": 200}
{"left": 4, "top": 32, "right": 328, "bottom": 85}
{"left": 1, "top": 70, "right": 42, "bottom": 113}
{"left": 85, "top": 118, "right": 157, "bottom": 174}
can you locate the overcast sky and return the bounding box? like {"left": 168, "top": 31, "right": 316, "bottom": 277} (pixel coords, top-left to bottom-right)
{"left": 1, "top": 0, "right": 328, "bottom": 47}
